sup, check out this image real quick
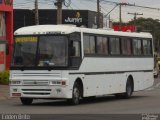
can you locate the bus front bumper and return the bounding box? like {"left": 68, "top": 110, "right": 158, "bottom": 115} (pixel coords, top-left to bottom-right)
{"left": 10, "top": 85, "right": 72, "bottom": 99}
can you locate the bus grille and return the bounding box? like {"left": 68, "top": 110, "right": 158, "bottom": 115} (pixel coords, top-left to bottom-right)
{"left": 12, "top": 72, "right": 61, "bottom": 78}
{"left": 23, "top": 80, "right": 49, "bottom": 86}
{"left": 22, "top": 89, "right": 51, "bottom": 96}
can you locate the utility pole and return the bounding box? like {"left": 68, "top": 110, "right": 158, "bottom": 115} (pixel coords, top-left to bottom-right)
{"left": 54, "top": 0, "right": 63, "bottom": 24}
{"left": 119, "top": 3, "right": 122, "bottom": 25}
{"left": 128, "top": 12, "right": 143, "bottom": 26}
{"left": 35, "top": 0, "right": 39, "bottom": 25}
{"left": 118, "top": 3, "right": 128, "bottom": 26}
{"left": 97, "top": 0, "right": 100, "bottom": 28}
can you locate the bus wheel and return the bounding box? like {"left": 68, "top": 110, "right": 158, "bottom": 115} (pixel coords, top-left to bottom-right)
{"left": 68, "top": 82, "right": 81, "bottom": 105}
{"left": 115, "top": 77, "right": 133, "bottom": 99}
{"left": 20, "top": 98, "right": 33, "bottom": 105}
{"left": 124, "top": 77, "right": 133, "bottom": 99}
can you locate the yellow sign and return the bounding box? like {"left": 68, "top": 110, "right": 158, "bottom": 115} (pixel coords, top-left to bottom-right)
{"left": 15, "top": 37, "right": 38, "bottom": 43}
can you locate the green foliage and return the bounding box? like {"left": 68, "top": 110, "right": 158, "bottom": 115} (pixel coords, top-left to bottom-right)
{"left": 0, "top": 71, "right": 9, "bottom": 85}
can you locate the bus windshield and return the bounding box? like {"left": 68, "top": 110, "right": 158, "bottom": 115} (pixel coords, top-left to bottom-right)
{"left": 12, "top": 36, "right": 68, "bottom": 67}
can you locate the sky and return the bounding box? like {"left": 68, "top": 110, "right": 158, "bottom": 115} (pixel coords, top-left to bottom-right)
{"left": 13, "top": 0, "right": 160, "bottom": 22}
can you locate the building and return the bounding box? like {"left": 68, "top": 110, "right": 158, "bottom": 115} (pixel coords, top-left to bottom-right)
{"left": 14, "top": 9, "right": 103, "bottom": 31}
{"left": 0, "top": 0, "right": 13, "bottom": 71}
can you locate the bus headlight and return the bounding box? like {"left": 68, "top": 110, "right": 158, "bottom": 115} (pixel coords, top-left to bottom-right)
{"left": 10, "top": 80, "right": 21, "bottom": 85}
{"left": 51, "top": 80, "right": 66, "bottom": 86}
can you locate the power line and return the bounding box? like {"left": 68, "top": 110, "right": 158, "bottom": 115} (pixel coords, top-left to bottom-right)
{"left": 103, "top": 4, "right": 118, "bottom": 18}
{"left": 13, "top": 0, "right": 160, "bottom": 23}
{"left": 128, "top": 12, "right": 143, "bottom": 27}
{"left": 128, "top": 12, "right": 143, "bottom": 20}
{"left": 99, "top": 0, "right": 160, "bottom": 11}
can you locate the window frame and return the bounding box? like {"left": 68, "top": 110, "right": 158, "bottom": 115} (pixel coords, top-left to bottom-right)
{"left": 120, "top": 37, "right": 132, "bottom": 56}
{"left": 83, "top": 34, "right": 96, "bottom": 55}
{"left": 83, "top": 33, "right": 153, "bottom": 58}
{"left": 69, "top": 32, "right": 82, "bottom": 68}
{"left": 132, "top": 38, "right": 143, "bottom": 56}
{"left": 96, "top": 36, "right": 109, "bottom": 55}
{"left": 142, "top": 39, "right": 153, "bottom": 56}
{"left": 109, "top": 36, "right": 121, "bottom": 55}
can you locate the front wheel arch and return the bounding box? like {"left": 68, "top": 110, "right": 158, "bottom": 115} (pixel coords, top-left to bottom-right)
{"left": 74, "top": 78, "right": 84, "bottom": 98}
{"left": 67, "top": 78, "right": 83, "bottom": 105}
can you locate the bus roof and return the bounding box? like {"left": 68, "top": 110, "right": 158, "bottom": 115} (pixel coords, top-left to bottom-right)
{"left": 14, "top": 25, "right": 152, "bottom": 39}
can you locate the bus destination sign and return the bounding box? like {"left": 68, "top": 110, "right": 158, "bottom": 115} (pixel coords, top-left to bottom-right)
{"left": 15, "top": 37, "right": 38, "bottom": 43}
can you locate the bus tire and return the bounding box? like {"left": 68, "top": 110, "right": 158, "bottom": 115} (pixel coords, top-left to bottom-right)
{"left": 20, "top": 98, "right": 33, "bottom": 105}
{"left": 115, "top": 77, "right": 133, "bottom": 99}
{"left": 124, "top": 77, "right": 133, "bottom": 99}
{"left": 68, "top": 82, "right": 81, "bottom": 105}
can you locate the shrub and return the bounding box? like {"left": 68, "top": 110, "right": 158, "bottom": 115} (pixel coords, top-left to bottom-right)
{"left": 0, "top": 71, "right": 9, "bottom": 85}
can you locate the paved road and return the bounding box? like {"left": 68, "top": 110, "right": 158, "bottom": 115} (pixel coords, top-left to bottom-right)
{"left": 0, "top": 89, "right": 160, "bottom": 114}
{"left": 0, "top": 78, "right": 160, "bottom": 115}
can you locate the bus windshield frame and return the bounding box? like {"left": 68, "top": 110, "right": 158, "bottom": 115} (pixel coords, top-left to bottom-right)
{"left": 11, "top": 35, "right": 69, "bottom": 70}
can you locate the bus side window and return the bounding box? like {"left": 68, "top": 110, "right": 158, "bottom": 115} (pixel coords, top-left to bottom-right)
{"left": 109, "top": 37, "right": 120, "bottom": 55}
{"left": 121, "top": 37, "right": 132, "bottom": 55}
{"left": 132, "top": 39, "right": 142, "bottom": 55}
{"left": 143, "top": 39, "right": 152, "bottom": 55}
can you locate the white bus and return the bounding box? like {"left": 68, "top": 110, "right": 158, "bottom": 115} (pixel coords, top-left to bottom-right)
{"left": 10, "top": 25, "right": 154, "bottom": 105}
